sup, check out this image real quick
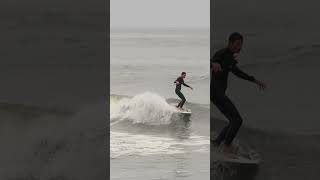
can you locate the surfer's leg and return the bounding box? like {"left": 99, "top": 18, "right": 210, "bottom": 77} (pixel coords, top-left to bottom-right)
{"left": 212, "top": 125, "right": 230, "bottom": 146}
{"left": 212, "top": 95, "right": 242, "bottom": 146}
{"left": 176, "top": 91, "right": 183, "bottom": 107}
{"left": 221, "top": 97, "right": 243, "bottom": 146}
{"left": 176, "top": 90, "right": 186, "bottom": 108}
{"left": 179, "top": 93, "right": 186, "bottom": 108}
{"left": 211, "top": 96, "right": 230, "bottom": 145}
{"left": 177, "top": 101, "right": 182, "bottom": 108}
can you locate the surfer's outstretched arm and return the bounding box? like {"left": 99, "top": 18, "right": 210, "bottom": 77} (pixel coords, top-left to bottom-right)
{"left": 182, "top": 82, "right": 190, "bottom": 87}
{"left": 232, "top": 65, "right": 266, "bottom": 90}
{"left": 182, "top": 82, "right": 193, "bottom": 90}
{"left": 231, "top": 65, "right": 255, "bottom": 82}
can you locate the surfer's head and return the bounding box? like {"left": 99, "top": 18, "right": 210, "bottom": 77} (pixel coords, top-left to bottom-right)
{"left": 228, "top": 32, "right": 243, "bottom": 54}
{"left": 181, "top": 72, "right": 186, "bottom": 78}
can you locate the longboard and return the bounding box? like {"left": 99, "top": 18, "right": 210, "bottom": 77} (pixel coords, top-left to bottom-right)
{"left": 212, "top": 148, "right": 261, "bottom": 165}
{"left": 177, "top": 110, "right": 192, "bottom": 115}
{"left": 170, "top": 104, "right": 192, "bottom": 115}
{"left": 215, "top": 153, "right": 260, "bottom": 164}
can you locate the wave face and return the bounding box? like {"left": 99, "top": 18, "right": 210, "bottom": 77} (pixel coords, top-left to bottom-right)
{"left": 211, "top": 116, "right": 320, "bottom": 180}
{"left": 111, "top": 92, "right": 177, "bottom": 126}
{"left": 110, "top": 92, "right": 210, "bottom": 159}
{"left": 0, "top": 103, "right": 106, "bottom": 180}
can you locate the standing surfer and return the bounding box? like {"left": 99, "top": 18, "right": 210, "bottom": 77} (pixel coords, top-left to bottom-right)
{"left": 174, "top": 72, "right": 193, "bottom": 111}
{"left": 211, "top": 32, "right": 267, "bottom": 154}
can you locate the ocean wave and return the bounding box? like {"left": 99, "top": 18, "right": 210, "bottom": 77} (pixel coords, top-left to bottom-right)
{"left": 0, "top": 102, "right": 106, "bottom": 180}
{"left": 110, "top": 92, "right": 178, "bottom": 126}
{"left": 110, "top": 92, "right": 210, "bottom": 159}
{"left": 211, "top": 117, "right": 320, "bottom": 180}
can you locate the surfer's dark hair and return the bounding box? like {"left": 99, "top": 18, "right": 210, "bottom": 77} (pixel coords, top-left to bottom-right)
{"left": 181, "top": 72, "right": 186, "bottom": 75}
{"left": 228, "top": 32, "right": 243, "bottom": 43}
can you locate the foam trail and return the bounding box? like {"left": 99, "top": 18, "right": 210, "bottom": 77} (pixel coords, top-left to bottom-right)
{"left": 111, "top": 131, "right": 209, "bottom": 158}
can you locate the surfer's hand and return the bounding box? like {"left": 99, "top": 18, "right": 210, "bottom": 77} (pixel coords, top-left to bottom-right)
{"left": 212, "top": 63, "right": 222, "bottom": 73}
{"left": 255, "top": 80, "right": 266, "bottom": 91}
{"left": 190, "top": 87, "right": 193, "bottom": 90}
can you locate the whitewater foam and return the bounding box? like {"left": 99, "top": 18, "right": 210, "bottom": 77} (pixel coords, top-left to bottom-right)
{"left": 111, "top": 131, "right": 209, "bottom": 159}
{"left": 110, "top": 92, "right": 177, "bottom": 125}
{"left": 110, "top": 92, "right": 209, "bottom": 159}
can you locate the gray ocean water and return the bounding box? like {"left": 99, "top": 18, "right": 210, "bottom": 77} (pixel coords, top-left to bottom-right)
{"left": 110, "top": 29, "right": 210, "bottom": 180}
{"left": 211, "top": 6, "right": 320, "bottom": 178}
{"left": 0, "top": 7, "right": 106, "bottom": 178}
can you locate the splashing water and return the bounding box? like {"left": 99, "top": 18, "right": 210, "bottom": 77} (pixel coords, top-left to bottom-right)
{"left": 110, "top": 92, "right": 177, "bottom": 125}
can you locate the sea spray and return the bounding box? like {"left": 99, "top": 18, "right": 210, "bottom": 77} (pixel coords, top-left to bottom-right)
{"left": 111, "top": 92, "right": 176, "bottom": 125}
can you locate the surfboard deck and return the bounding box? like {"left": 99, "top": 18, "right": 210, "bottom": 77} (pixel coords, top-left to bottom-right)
{"left": 178, "top": 110, "right": 192, "bottom": 115}
{"left": 212, "top": 147, "right": 261, "bottom": 165}
{"left": 215, "top": 153, "right": 261, "bottom": 164}
{"left": 170, "top": 104, "right": 192, "bottom": 115}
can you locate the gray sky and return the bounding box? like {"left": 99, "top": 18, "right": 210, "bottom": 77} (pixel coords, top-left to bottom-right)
{"left": 110, "top": 0, "right": 209, "bottom": 28}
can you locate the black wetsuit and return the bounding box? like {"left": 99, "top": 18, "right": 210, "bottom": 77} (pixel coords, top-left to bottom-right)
{"left": 175, "top": 77, "right": 190, "bottom": 108}
{"left": 211, "top": 48, "right": 255, "bottom": 146}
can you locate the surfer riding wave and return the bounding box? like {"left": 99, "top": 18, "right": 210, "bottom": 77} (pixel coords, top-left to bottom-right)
{"left": 174, "top": 72, "right": 193, "bottom": 111}
{"left": 211, "top": 32, "right": 267, "bottom": 156}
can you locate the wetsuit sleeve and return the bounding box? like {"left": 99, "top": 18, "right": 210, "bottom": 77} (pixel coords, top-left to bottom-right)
{"left": 179, "top": 78, "right": 190, "bottom": 87}
{"left": 232, "top": 65, "right": 255, "bottom": 82}
{"left": 182, "top": 82, "right": 190, "bottom": 87}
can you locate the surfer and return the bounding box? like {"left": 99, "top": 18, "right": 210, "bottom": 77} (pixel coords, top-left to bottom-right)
{"left": 174, "top": 72, "right": 193, "bottom": 111}
{"left": 211, "top": 32, "right": 266, "bottom": 154}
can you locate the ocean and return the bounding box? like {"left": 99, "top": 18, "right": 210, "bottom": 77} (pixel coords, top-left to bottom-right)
{"left": 110, "top": 29, "right": 210, "bottom": 180}
{"left": 0, "top": 9, "right": 106, "bottom": 179}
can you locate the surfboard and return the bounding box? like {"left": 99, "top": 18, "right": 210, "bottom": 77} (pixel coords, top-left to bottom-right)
{"left": 215, "top": 153, "right": 261, "bottom": 164}
{"left": 175, "top": 108, "right": 192, "bottom": 115}
{"left": 178, "top": 110, "right": 192, "bottom": 115}
{"left": 170, "top": 104, "right": 192, "bottom": 115}
{"left": 212, "top": 147, "right": 261, "bottom": 165}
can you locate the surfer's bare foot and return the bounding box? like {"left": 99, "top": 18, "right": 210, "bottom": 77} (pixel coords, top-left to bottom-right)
{"left": 221, "top": 144, "right": 237, "bottom": 157}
